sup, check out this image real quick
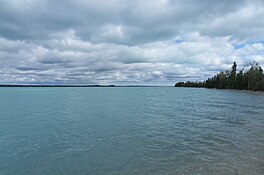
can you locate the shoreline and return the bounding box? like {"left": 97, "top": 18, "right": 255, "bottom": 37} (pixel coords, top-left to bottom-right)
{"left": 1, "top": 85, "right": 263, "bottom": 94}
{"left": 0, "top": 85, "right": 169, "bottom": 88}
{"left": 174, "top": 86, "right": 264, "bottom": 95}
{"left": 220, "top": 88, "right": 264, "bottom": 95}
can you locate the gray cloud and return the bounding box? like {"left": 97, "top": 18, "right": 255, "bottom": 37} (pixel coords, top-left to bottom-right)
{"left": 0, "top": 0, "right": 264, "bottom": 85}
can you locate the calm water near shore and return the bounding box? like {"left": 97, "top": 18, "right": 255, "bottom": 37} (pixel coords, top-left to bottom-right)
{"left": 0, "top": 87, "right": 263, "bottom": 175}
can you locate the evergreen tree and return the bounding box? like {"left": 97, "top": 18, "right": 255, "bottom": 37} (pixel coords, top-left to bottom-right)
{"left": 175, "top": 61, "right": 264, "bottom": 91}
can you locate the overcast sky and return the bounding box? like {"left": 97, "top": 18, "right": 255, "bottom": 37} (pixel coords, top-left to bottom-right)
{"left": 0, "top": 0, "right": 264, "bottom": 85}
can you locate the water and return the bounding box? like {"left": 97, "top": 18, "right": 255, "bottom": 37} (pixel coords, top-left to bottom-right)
{"left": 0, "top": 87, "right": 263, "bottom": 175}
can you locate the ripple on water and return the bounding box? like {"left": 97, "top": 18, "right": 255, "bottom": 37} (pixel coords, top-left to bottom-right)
{"left": 0, "top": 87, "right": 263, "bottom": 175}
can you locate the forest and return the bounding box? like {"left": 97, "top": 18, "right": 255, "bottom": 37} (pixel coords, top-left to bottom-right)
{"left": 175, "top": 61, "right": 264, "bottom": 91}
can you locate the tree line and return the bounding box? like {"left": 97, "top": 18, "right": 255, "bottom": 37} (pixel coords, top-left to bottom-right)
{"left": 175, "top": 61, "right": 264, "bottom": 91}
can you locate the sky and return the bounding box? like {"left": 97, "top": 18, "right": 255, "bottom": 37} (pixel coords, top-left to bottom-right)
{"left": 0, "top": 0, "right": 264, "bottom": 85}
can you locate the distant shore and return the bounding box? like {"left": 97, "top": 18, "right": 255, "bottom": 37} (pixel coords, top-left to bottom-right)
{"left": 175, "top": 62, "right": 264, "bottom": 92}
{"left": 0, "top": 84, "right": 116, "bottom": 87}
{"left": 0, "top": 84, "right": 167, "bottom": 88}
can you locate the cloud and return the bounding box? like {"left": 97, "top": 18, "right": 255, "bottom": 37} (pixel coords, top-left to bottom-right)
{"left": 0, "top": 0, "right": 264, "bottom": 85}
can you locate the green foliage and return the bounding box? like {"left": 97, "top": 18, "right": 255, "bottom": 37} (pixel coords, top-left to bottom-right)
{"left": 175, "top": 61, "right": 264, "bottom": 91}
{"left": 174, "top": 81, "right": 205, "bottom": 88}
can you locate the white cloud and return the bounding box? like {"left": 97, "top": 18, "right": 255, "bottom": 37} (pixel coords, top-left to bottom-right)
{"left": 0, "top": 0, "right": 264, "bottom": 85}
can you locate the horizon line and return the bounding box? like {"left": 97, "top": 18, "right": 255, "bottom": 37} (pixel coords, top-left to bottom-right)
{"left": 0, "top": 84, "right": 172, "bottom": 87}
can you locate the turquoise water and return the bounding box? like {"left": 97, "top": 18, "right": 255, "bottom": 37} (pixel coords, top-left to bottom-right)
{"left": 0, "top": 87, "right": 263, "bottom": 175}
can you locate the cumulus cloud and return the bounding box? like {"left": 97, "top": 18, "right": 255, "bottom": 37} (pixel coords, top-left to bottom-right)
{"left": 0, "top": 0, "right": 264, "bottom": 85}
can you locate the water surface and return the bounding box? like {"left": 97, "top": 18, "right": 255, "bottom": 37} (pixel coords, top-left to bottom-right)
{"left": 0, "top": 87, "right": 263, "bottom": 175}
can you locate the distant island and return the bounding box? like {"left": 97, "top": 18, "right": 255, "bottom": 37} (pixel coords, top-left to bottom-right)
{"left": 0, "top": 85, "right": 161, "bottom": 88}
{"left": 175, "top": 61, "right": 264, "bottom": 91}
{"left": 0, "top": 85, "right": 116, "bottom": 87}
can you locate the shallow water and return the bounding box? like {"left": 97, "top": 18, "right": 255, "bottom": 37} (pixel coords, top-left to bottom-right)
{"left": 0, "top": 87, "right": 263, "bottom": 175}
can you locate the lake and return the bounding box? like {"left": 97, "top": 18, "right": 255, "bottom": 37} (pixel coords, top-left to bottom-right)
{"left": 0, "top": 87, "right": 263, "bottom": 175}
